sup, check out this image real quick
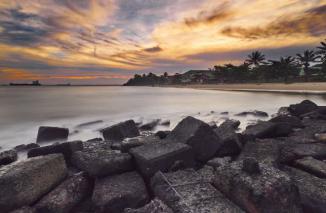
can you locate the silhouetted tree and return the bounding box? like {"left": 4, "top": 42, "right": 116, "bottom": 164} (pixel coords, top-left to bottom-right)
{"left": 296, "top": 50, "right": 319, "bottom": 81}
{"left": 245, "top": 51, "right": 266, "bottom": 67}
{"left": 269, "top": 56, "right": 297, "bottom": 82}
{"left": 317, "top": 39, "right": 326, "bottom": 62}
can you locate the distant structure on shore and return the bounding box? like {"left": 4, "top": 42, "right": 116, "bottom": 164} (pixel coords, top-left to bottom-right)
{"left": 9, "top": 80, "right": 42, "bottom": 86}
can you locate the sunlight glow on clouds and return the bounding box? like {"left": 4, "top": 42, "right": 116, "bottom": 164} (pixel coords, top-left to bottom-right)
{"left": 0, "top": 0, "right": 325, "bottom": 84}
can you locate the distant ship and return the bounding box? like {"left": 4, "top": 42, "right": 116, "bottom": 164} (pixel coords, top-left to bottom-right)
{"left": 9, "top": 80, "right": 42, "bottom": 86}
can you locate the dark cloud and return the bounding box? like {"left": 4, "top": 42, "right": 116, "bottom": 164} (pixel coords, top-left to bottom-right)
{"left": 221, "top": 4, "right": 326, "bottom": 39}
{"left": 143, "top": 46, "right": 162, "bottom": 53}
{"left": 184, "top": 2, "right": 232, "bottom": 26}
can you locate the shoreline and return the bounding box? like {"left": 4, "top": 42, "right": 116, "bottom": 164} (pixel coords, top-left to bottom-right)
{"left": 159, "top": 82, "right": 326, "bottom": 95}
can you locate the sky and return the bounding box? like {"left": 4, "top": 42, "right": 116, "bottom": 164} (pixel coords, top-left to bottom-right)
{"left": 0, "top": 0, "right": 325, "bottom": 85}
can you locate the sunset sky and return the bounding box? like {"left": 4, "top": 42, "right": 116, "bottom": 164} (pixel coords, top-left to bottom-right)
{"left": 0, "top": 0, "right": 325, "bottom": 84}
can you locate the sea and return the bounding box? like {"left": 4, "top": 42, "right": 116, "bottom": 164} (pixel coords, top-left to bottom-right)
{"left": 1, "top": 86, "right": 326, "bottom": 150}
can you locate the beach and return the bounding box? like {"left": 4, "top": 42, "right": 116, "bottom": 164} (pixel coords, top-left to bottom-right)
{"left": 163, "top": 82, "right": 326, "bottom": 94}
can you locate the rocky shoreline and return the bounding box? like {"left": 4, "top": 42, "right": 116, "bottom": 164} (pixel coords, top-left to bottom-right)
{"left": 1, "top": 100, "right": 326, "bottom": 212}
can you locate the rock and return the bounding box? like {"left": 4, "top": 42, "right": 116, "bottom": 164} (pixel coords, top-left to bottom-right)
{"left": 92, "top": 171, "right": 149, "bottom": 213}
{"left": 159, "top": 120, "right": 170, "bottom": 126}
{"left": 10, "top": 206, "right": 36, "bottom": 213}
{"left": 114, "top": 135, "right": 160, "bottom": 153}
{"left": 197, "top": 165, "right": 215, "bottom": 183}
{"left": 285, "top": 167, "right": 326, "bottom": 213}
{"left": 139, "top": 119, "right": 160, "bottom": 131}
{"left": 269, "top": 115, "right": 303, "bottom": 128}
{"left": 25, "top": 143, "right": 39, "bottom": 150}
{"left": 155, "top": 130, "right": 170, "bottom": 139}
{"left": 0, "top": 150, "right": 18, "bottom": 166}
{"left": 167, "top": 116, "right": 222, "bottom": 162}
{"left": 213, "top": 160, "right": 303, "bottom": 213}
{"left": 242, "top": 121, "right": 292, "bottom": 140}
{"left": 238, "top": 138, "right": 286, "bottom": 166}
{"left": 101, "top": 120, "right": 140, "bottom": 142}
{"left": 208, "top": 121, "right": 217, "bottom": 129}
{"left": 85, "top": 138, "right": 103, "bottom": 142}
{"left": 76, "top": 120, "right": 103, "bottom": 128}
{"left": 277, "top": 107, "right": 291, "bottom": 116}
{"left": 151, "top": 169, "right": 244, "bottom": 213}
{"left": 214, "top": 123, "right": 242, "bottom": 157}
{"left": 83, "top": 139, "right": 111, "bottom": 151}
{"left": 14, "top": 144, "right": 27, "bottom": 152}
{"left": 289, "top": 100, "right": 318, "bottom": 116}
{"left": 220, "top": 111, "right": 229, "bottom": 115}
{"left": 130, "top": 141, "right": 194, "bottom": 178}
{"left": 35, "top": 172, "right": 91, "bottom": 213}
{"left": 124, "top": 199, "right": 173, "bottom": 213}
{"left": 219, "top": 119, "right": 240, "bottom": 130}
{"left": 27, "top": 141, "right": 83, "bottom": 163}
{"left": 0, "top": 154, "right": 67, "bottom": 212}
{"left": 207, "top": 157, "right": 232, "bottom": 167}
{"left": 235, "top": 110, "right": 268, "bottom": 117}
{"left": 71, "top": 148, "right": 133, "bottom": 177}
{"left": 315, "top": 133, "right": 326, "bottom": 142}
{"left": 36, "top": 126, "right": 69, "bottom": 143}
{"left": 242, "top": 157, "right": 260, "bottom": 174}
{"left": 293, "top": 157, "right": 326, "bottom": 178}
{"left": 280, "top": 143, "right": 326, "bottom": 164}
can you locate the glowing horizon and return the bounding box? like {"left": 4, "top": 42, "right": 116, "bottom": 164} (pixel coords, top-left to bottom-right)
{"left": 0, "top": 0, "right": 325, "bottom": 84}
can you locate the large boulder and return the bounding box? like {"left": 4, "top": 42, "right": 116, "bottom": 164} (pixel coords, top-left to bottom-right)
{"left": 10, "top": 207, "right": 36, "bottom": 213}
{"left": 213, "top": 160, "right": 303, "bottom": 213}
{"left": 0, "top": 149, "right": 18, "bottom": 166}
{"left": 288, "top": 100, "right": 318, "bottom": 116}
{"left": 0, "top": 154, "right": 67, "bottom": 212}
{"left": 14, "top": 143, "right": 39, "bottom": 152}
{"left": 269, "top": 115, "right": 303, "bottom": 128}
{"left": 151, "top": 169, "right": 244, "bottom": 213}
{"left": 167, "top": 116, "right": 222, "bottom": 161}
{"left": 101, "top": 120, "right": 140, "bottom": 142}
{"left": 238, "top": 138, "right": 286, "bottom": 166}
{"left": 130, "top": 141, "right": 194, "bottom": 178}
{"left": 242, "top": 121, "right": 292, "bottom": 140}
{"left": 36, "top": 126, "right": 69, "bottom": 143}
{"left": 71, "top": 148, "right": 133, "bottom": 177}
{"left": 35, "top": 172, "right": 91, "bottom": 213}
{"left": 285, "top": 166, "right": 326, "bottom": 213}
{"left": 293, "top": 156, "right": 326, "bottom": 178}
{"left": 112, "top": 135, "right": 160, "bottom": 153}
{"left": 280, "top": 143, "right": 326, "bottom": 164}
{"left": 27, "top": 141, "right": 83, "bottom": 163}
{"left": 92, "top": 171, "right": 149, "bottom": 213}
{"left": 124, "top": 199, "right": 173, "bottom": 213}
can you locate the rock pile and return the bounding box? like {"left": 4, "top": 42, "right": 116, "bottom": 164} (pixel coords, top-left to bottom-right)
{"left": 1, "top": 99, "right": 326, "bottom": 212}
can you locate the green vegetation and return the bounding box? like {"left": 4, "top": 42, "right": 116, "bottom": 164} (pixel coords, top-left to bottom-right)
{"left": 124, "top": 40, "right": 326, "bottom": 86}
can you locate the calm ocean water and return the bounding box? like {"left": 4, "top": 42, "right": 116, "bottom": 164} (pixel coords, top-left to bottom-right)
{"left": 1, "top": 86, "right": 326, "bottom": 150}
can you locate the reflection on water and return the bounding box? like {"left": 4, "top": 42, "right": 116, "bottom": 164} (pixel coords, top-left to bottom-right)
{"left": 0, "top": 86, "right": 326, "bottom": 149}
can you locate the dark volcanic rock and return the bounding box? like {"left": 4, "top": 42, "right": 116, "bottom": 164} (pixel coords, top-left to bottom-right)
{"left": 155, "top": 130, "right": 170, "bottom": 139}
{"left": 242, "top": 121, "right": 292, "bottom": 140}
{"left": 71, "top": 148, "right": 133, "bottom": 177}
{"left": 159, "top": 120, "right": 170, "bottom": 126}
{"left": 293, "top": 157, "right": 326, "bottom": 178}
{"left": 213, "top": 160, "right": 303, "bottom": 213}
{"left": 280, "top": 143, "right": 326, "bottom": 164}
{"left": 36, "top": 126, "right": 69, "bottom": 143}
{"left": 0, "top": 149, "right": 18, "bottom": 166}
{"left": 102, "top": 120, "right": 140, "bottom": 142}
{"left": 92, "top": 171, "right": 149, "bottom": 213}
{"left": 35, "top": 172, "right": 91, "bottom": 213}
{"left": 289, "top": 100, "right": 318, "bottom": 116}
{"left": 130, "top": 141, "right": 194, "bottom": 178}
{"left": 285, "top": 166, "right": 326, "bottom": 213}
{"left": 10, "top": 206, "right": 36, "bottom": 213}
{"left": 0, "top": 154, "right": 67, "bottom": 212}
{"left": 113, "top": 135, "right": 160, "bottom": 153}
{"left": 124, "top": 199, "right": 173, "bottom": 213}
{"left": 235, "top": 110, "right": 268, "bottom": 117}
{"left": 269, "top": 115, "right": 303, "bottom": 128}
{"left": 139, "top": 119, "right": 160, "bottom": 131}
{"left": 207, "top": 157, "right": 232, "bottom": 167}
{"left": 151, "top": 169, "right": 244, "bottom": 213}
{"left": 219, "top": 119, "right": 240, "bottom": 130}
{"left": 83, "top": 139, "right": 111, "bottom": 151}
{"left": 28, "top": 141, "right": 83, "bottom": 163}
{"left": 167, "top": 116, "right": 222, "bottom": 161}
{"left": 242, "top": 157, "right": 260, "bottom": 174}
{"left": 238, "top": 138, "right": 286, "bottom": 166}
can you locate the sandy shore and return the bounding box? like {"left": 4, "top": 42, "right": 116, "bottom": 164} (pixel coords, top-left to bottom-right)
{"left": 163, "top": 82, "right": 326, "bottom": 94}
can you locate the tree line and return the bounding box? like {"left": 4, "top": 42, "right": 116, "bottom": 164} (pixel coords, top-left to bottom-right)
{"left": 124, "top": 39, "right": 326, "bottom": 85}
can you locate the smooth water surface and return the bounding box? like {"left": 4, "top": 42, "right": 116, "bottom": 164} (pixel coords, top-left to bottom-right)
{"left": 1, "top": 86, "right": 326, "bottom": 149}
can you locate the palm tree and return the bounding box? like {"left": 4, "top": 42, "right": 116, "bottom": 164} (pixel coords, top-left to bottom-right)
{"left": 296, "top": 50, "right": 319, "bottom": 81}
{"left": 317, "top": 39, "right": 326, "bottom": 62}
{"left": 245, "top": 51, "right": 266, "bottom": 67}
{"left": 269, "top": 56, "right": 296, "bottom": 82}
